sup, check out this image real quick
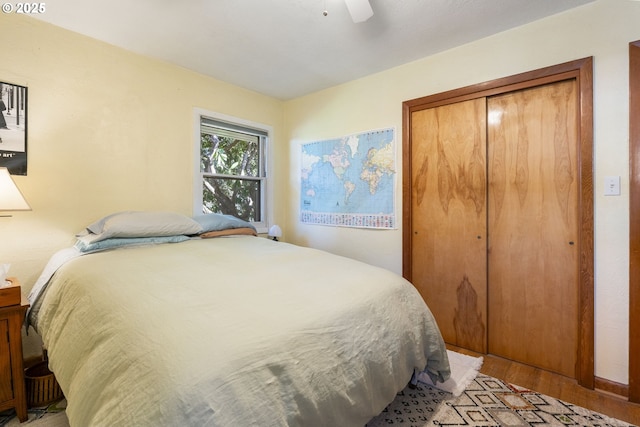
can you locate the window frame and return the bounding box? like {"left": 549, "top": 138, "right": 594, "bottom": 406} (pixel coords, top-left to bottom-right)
{"left": 193, "top": 108, "right": 273, "bottom": 234}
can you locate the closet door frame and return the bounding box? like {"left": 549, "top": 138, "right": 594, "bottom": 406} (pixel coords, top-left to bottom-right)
{"left": 402, "top": 57, "right": 594, "bottom": 389}
{"left": 629, "top": 40, "right": 640, "bottom": 403}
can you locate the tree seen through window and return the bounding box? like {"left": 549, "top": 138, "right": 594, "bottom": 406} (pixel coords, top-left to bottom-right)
{"left": 200, "top": 120, "right": 266, "bottom": 223}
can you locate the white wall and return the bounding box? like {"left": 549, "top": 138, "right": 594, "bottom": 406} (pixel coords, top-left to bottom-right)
{"left": 284, "top": 0, "right": 640, "bottom": 384}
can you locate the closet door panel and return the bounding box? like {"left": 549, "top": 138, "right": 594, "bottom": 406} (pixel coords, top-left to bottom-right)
{"left": 487, "top": 80, "right": 579, "bottom": 378}
{"left": 411, "top": 98, "right": 487, "bottom": 353}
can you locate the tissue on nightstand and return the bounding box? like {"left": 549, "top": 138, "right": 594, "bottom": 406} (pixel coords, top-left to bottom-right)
{"left": 0, "top": 265, "right": 20, "bottom": 307}
{"left": 0, "top": 263, "right": 8, "bottom": 286}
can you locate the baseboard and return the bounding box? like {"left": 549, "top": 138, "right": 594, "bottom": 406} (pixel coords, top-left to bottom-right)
{"left": 595, "top": 376, "right": 629, "bottom": 399}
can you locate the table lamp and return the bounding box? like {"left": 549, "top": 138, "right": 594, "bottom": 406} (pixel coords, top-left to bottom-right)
{"left": 0, "top": 167, "right": 31, "bottom": 217}
{"left": 268, "top": 224, "right": 282, "bottom": 241}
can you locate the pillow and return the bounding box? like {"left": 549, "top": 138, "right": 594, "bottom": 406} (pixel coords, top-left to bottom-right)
{"left": 193, "top": 213, "right": 256, "bottom": 233}
{"left": 75, "top": 235, "right": 191, "bottom": 253}
{"left": 77, "top": 211, "right": 203, "bottom": 244}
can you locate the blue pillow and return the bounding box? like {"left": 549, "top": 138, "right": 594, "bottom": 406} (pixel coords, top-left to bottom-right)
{"left": 78, "top": 211, "right": 203, "bottom": 244}
{"left": 75, "top": 235, "right": 190, "bottom": 253}
{"left": 193, "top": 214, "right": 256, "bottom": 233}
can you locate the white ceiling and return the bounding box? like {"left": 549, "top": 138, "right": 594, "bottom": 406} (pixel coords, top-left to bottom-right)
{"left": 32, "top": 0, "right": 594, "bottom": 100}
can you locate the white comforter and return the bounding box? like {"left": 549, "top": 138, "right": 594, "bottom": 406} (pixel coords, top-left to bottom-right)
{"left": 34, "top": 237, "right": 449, "bottom": 427}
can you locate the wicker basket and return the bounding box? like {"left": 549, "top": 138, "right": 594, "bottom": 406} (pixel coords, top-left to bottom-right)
{"left": 24, "top": 361, "right": 64, "bottom": 408}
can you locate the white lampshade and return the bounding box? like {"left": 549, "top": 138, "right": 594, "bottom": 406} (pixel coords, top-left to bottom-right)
{"left": 268, "top": 224, "right": 282, "bottom": 240}
{"left": 0, "top": 167, "right": 31, "bottom": 213}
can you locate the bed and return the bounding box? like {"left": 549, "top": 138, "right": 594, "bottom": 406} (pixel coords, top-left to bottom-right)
{"left": 27, "top": 211, "right": 450, "bottom": 427}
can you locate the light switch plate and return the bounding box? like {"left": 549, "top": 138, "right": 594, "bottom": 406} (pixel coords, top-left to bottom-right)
{"left": 604, "top": 176, "right": 621, "bottom": 196}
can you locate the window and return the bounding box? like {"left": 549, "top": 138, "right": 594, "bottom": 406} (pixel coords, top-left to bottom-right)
{"left": 194, "top": 111, "right": 271, "bottom": 232}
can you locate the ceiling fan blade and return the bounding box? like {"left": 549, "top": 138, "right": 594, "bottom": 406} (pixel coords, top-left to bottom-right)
{"left": 344, "top": 0, "right": 373, "bottom": 23}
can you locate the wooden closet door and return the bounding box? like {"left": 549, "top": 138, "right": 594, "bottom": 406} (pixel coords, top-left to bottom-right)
{"left": 411, "top": 98, "right": 487, "bottom": 353}
{"left": 487, "top": 80, "right": 579, "bottom": 378}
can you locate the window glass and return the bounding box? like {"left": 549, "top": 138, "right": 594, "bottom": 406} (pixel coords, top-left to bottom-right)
{"left": 199, "top": 116, "right": 267, "bottom": 225}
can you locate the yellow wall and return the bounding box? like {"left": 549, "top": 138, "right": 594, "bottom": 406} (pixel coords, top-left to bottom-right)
{"left": 0, "top": 14, "right": 284, "bottom": 274}
{"left": 284, "top": 1, "right": 640, "bottom": 384}
{"left": 0, "top": 14, "right": 285, "bottom": 354}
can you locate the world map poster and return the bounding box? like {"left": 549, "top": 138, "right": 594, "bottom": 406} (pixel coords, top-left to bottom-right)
{"left": 300, "top": 128, "right": 396, "bottom": 229}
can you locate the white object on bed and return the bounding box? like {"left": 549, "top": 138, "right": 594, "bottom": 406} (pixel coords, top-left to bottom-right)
{"left": 34, "top": 237, "right": 450, "bottom": 427}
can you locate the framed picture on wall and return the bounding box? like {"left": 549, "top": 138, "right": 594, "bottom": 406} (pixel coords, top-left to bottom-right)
{"left": 0, "top": 81, "right": 27, "bottom": 175}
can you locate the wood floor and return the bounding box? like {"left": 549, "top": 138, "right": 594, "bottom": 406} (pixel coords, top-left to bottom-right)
{"left": 448, "top": 345, "right": 640, "bottom": 426}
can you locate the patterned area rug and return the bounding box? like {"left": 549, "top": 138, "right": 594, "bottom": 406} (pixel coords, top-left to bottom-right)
{"left": 0, "top": 398, "right": 67, "bottom": 427}
{"left": 0, "top": 375, "right": 634, "bottom": 426}
{"left": 367, "top": 374, "right": 634, "bottom": 426}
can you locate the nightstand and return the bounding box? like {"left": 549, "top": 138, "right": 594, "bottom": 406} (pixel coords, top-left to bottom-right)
{"left": 0, "top": 278, "right": 29, "bottom": 422}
